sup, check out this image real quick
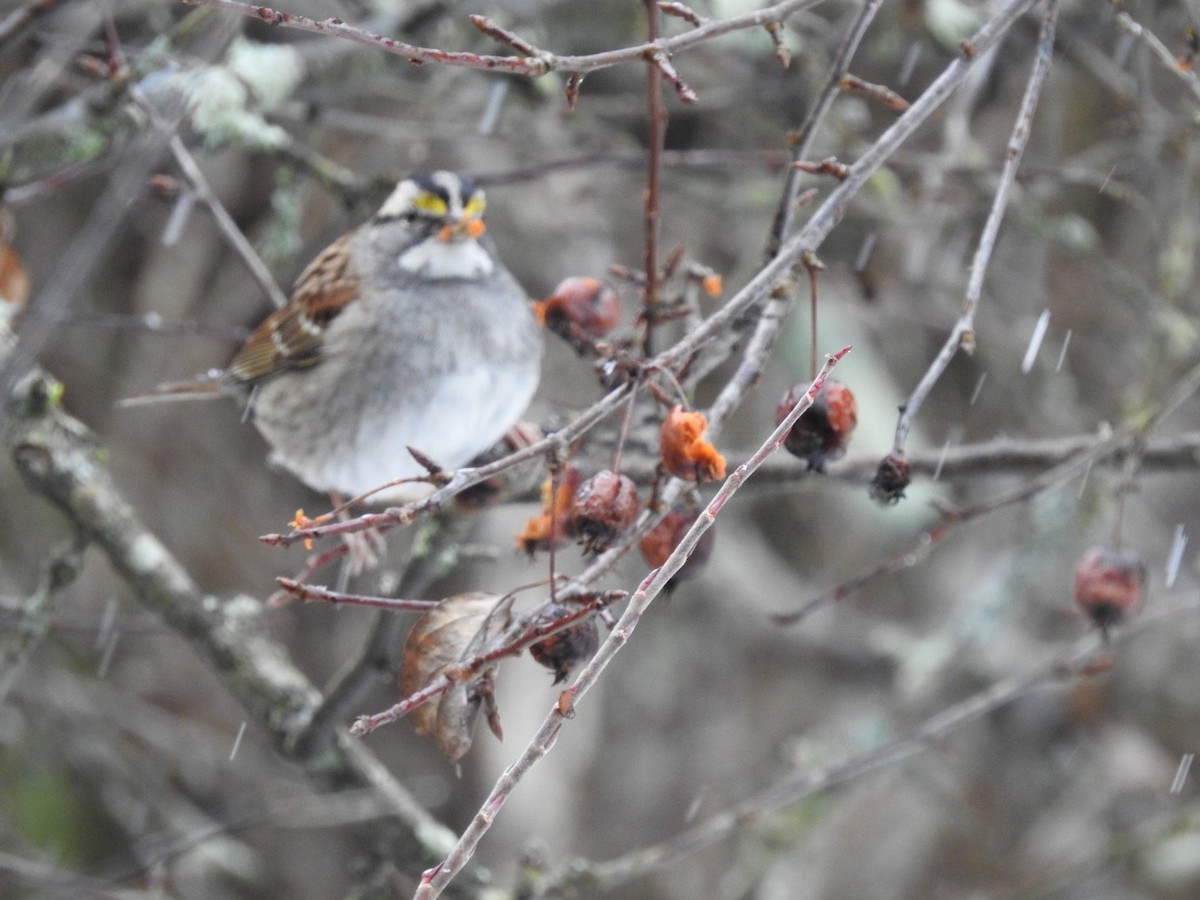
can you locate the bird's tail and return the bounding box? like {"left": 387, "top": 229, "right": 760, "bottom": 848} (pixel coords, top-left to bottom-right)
{"left": 116, "top": 371, "right": 225, "bottom": 407}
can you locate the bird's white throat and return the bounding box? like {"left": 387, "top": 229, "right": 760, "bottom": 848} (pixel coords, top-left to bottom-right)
{"left": 399, "top": 238, "right": 494, "bottom": 279}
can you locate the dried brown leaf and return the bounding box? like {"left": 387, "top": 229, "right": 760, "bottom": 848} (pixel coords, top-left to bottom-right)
{"left": 399, "top": 591, "right": 513, "bottom": 760}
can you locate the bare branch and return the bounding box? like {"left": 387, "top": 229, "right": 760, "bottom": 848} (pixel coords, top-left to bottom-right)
{"left": 4, "top": 368, "right": 462, "bottom": 877}
{"left": 894, "top": 0, "right": 1060, "bottom": 453}
{"left": 415, "top": 347, "right": 851, "bottom": 898}
{"left": 547, "top": 595, "right": 1200, "bottom": 892}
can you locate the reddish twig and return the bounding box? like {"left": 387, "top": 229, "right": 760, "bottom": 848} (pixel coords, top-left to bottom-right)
{"left": 838, "top": 72, "right": 910, "bottom": 110}
{"left": 544, "top": 595, "right": 1200, "bottom": 893}
{"left": 467, "top": 15, "right": 541, "bottom": 57}
{"left": 350, "top": 673, "right": 453, "bottom": 737}
{"left": 414, "top": 347, "right": 851, "bottom": 898}
{"left": 259, "top": 383, "right": 634, "bottom": 547}
{"left": 658, "top": 2, "right": 707, "bottom": 28}
{"left": 647, "top": 49, "right": 698, "bottom": 103}
{"left": 273, "top": 577, "right": 439, "bottom": 611}
{"left": 350, "top": 592, "right": 624, "bottom": 737}
{"left": 181, "top": 0, "right": 824, "bottom": 83}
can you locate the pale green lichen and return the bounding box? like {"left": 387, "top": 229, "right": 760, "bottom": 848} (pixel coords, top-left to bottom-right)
{"left": 225, "top": 38, "right": 306, "bottom": 111}
{"left": 177, "top": 39, "right": 306, "bottom": 150}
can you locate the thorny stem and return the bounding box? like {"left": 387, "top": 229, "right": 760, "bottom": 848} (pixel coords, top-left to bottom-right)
{"left": 415, "top": 348, "right": 850, "bottom": 899}
{"left": 892, "top": 0, "right": 1059, "bottom": 453}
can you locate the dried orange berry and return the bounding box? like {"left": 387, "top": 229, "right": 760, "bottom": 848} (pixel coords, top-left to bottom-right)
{"left": 660, "top": 406, "right": 726, "bottom": 483}
{"left": 289, "top": 508, "right": 328, "bottom": 550}
{"left": 515, "top": 466, "right": 581, "bottom": 555}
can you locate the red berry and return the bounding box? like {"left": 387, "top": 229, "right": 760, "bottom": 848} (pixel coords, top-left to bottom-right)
{"left": 1073, "top": 546, "right": 1146, "bottom": 638}
{"left": 540, "top": 277, "right": 622, "bottom": 343}
{"left": 572, "top": 470, "right": 640, "bottom": 554}
{"left": 776, "top": 380, "right": 857, "bottom": 471}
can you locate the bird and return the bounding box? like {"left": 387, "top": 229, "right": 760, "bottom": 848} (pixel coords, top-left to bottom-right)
{"left": 129, "top": 171, "right": 543, "bottom": 505}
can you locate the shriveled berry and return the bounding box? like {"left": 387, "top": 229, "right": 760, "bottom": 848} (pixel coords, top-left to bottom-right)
{"left": 776, "top": 380, "right": 857, "bottom": 471}
{"left": 573, "top": 469, "right": 640, "bottom": 554}
{"left": 539, "top": 276, "right": 622, "bottom": 347}
{"left": 870, "top": 453, "right": 911, "bottom": 505}
{"left": 529, "top": 603, "right": 600, "bottom": 683}
{"left": 639, "top": 506, "right": 715, "bottom": 590}
{"left": 1074, "top": 545, "right": 1146, "bottom": 639}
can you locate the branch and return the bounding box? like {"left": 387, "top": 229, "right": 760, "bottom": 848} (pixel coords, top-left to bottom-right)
{"left": 893, "top": 0, "right": 1060, "bottom": 452}
{"left": 3, "top": 368, "right": 467, "bottom": 883}
{"left": 1115, "top": 11, "right": 1200, "bottom": 106}
{"left": 180, "top": 0, "right": 825, "bottom": 81}
{"left": 267, "top": 0, "right": 1040, "bottom": 551}
{"left": 545, "top": 594, "right": 1200, "bottom": 893}
{"left": 415, "top": 347, "right": 851, "bottom": 898}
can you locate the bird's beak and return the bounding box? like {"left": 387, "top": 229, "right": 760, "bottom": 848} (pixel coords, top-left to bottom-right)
{"left": 438, "top": 217, "right": 486, "bottom": 242}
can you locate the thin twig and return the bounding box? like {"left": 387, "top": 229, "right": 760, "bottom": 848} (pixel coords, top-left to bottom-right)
{"left": 414, "top": 348, "right": 851, "bottom": 899}
{"left": 892, "top": 0, "right": 1059, "bottom": 452}
{"left": 1115, "top": 11, "right": 1200, "bottom": 105}
{"left": 767, "top": 0, "right": 884, "bottom": 255}
{"left": 547, "top": 594, "right": 1200, "bottom": 893}
{"left": 126, "top": 85, "right": 291, "bottom": 310}
{"left": 265, "top": 0, "right": 1039, "bottom": 551}
{"left": 351, "top": 592, "right": 625, "bottom": 737}
{"left": 642, "top": 0, "right": 667, "bottom": 355}
{"left": 775, "top": 420, "right": 1119, "bottom": 625}
{"left": 273, "top": 577, "right": 439, "bottom": 611}
{"left": 260, "top": 384, "right": 632, "bottom": 546}
{"left": 181, "top": 0, "right": 826, "bottom": 81}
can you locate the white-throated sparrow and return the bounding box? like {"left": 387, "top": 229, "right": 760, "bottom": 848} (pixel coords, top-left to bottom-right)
{"left": 135, "top": 171, "right": 543, "bottom": 503}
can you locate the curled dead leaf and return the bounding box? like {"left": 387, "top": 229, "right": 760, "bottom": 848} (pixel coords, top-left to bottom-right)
{"left": 399, "top": 591, "right": 513, "bottom": 761}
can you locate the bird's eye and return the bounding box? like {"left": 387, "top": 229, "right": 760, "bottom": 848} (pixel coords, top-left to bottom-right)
{"left": 412, "top": 192, "right": 450, "bottom": 218}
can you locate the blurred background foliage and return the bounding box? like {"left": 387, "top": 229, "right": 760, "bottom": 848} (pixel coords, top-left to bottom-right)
{"left": 2, "top": 0, "right": 1200, "bottom": 898}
